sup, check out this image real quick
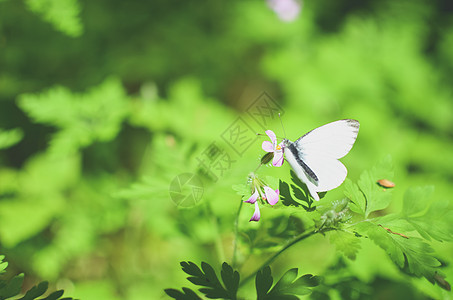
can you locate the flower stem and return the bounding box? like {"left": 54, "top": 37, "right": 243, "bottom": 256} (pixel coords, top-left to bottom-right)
{"left": 239, "top": 227, "right": 318, "bottom": 287}
{"left": 232, "top": 196, "right": 243, "bottom": 268}
{"left": 253, "top": 163, "right": 263, "bottom": 173}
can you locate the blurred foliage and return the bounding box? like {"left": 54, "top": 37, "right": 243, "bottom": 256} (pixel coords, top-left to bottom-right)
{"left": 0, "top": 0, "right": 453, "bottom": 299}
{"left": 24, "top": 0, "right": 83, "bottom": 37}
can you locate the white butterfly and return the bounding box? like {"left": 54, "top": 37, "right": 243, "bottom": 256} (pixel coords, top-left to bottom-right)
{"left": 282, "top": 119, "right": 360, "bottom": 201}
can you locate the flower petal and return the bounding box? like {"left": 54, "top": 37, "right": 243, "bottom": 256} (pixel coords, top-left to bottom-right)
{"left": 272, "top": 151, "right": 284, "bottom": 167}
{"left": 265, "top": 130, "right": 277, "bottom": 145}
{"left": 262, "top": 141, "right": 274, "bottom": 153}
{"left": 244, "top": 188, "right": 259, "bottom": 203}
{"left": 263, "top": 186, "right": 279, "bottom": 205}
{"left": 249, "top": 202, "right": 261, "bottom": 222}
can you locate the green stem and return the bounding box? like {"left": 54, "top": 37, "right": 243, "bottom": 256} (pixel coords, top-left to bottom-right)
{"left": 239, "top": 227, "right": 318, "bottom": 287}
{"left": 253, "top": 163, "right": 263, "bottom": 173}
{"left": 232, "top": 196, "right": 244, "bottom": 268}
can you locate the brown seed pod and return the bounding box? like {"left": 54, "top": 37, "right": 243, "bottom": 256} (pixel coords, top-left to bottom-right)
{"left": 377, "top": 179, "right": 395, "bottom": 188}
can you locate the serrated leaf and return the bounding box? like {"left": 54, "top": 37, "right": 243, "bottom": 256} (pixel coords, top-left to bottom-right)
{"left": 279, "top": 181, "right": 301, "bottom": 207}
{"left": 280, "top": 176, "right": 314, "bottom": 211}
{"left": 179, "top": 261, "right": 237, "bottom": 299}
{"left": 402, "top": 186, "right": 434, "bottom": 217}
{"left": 329, "top": 230, "right": 361, "bottom": 260}
{"left": 343, "top": 178, "right": 366, "bottom": 216}
{"left": 358, "top": 170, "right": 392, "bottom": 217}
{"left": 405, "top": 205, "right": 453, "bottom": 242}
{"left": 363, "top": 222, "right": 442, "bottom": 281}
{"left": 401, "top": 186, "right": 453, "bottom": 242}
{"left": 345, "top": 157, "right": 393, "bottom": 218}
{"left": 289, "top": 170, "right": 316, "bottom": 205}
{"left": 256, "top": 266, "right": 320, "bottom": 299}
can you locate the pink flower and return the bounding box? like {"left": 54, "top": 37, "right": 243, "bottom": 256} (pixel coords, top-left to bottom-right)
{"left": 244, "top": 177, "right": 280, "bottom": 222}
{"left": 250, "top": 202, "right": 261, "bottom": 222}
{"left": 263, "top": 187, "right": 280, "bottom": 205}
{"left": 262, "top": 130, "right": 284, "bottom": 167}
{"left": 245, "top": 188, "right": 259, "bottom": 204}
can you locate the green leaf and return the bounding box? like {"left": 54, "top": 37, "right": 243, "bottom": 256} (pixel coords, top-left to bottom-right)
{"left": 279, "top": 175, "right": 315, "bottom": 211}
{"left": 180, "top": 261, "right": 238, "bottom": 299}
{"left": 343, "top": 178, "right": 366, "bottom": 216}
{"left": 41, "top": 290, "right": 64, "bottom": 300}
{"left": 164, "top": 288, "right": 202, "bottom": 300}
{"left": 0, "top": 256, "right": 7, "bottom": 274}
{"left": 24, "top": 0, "right": 83, "bottom": 37}
{"left": 344, "top": 157, "right": 394, "bottom": 217}
{"left": 329, "top": 230, "right": 361, "bottom": 260}
{"left": 361, "top": 222, "right": 443, "bottom": 283}
{"left": 256, "top": 266, "right": 320, "bottom": 299}
{"left": 279, "top": 180, "right": 301, "bottom": 207}
{"left": 18, "top": 78, "right": 128, "bottom": 156}
{"left": 0, "top": 273, "right": 24, "bottom": 299}
{"left": 0, "top": 196, "right": 64, "bottom": 247}
{"left": 357, "top": 170, "right": 392, "bottom": 217}
{"left": 402, "top": 186, "right": 434, "bottom": 217}
{"left": 220, "top": 262, "right": 240, "bottom": 298}
{"left": 199, "top": 262, "right": 225, "bottom": 298}
{"left": 0, "top": 128, "right": 23, "bottom": 150}
{"left": 18, "top": 281, "right": 48, "bottom": 300}
{"left": 344, "top": 165, "right": 392, "bottom": 218}
{"left": 255, "top": 266, "right": 273, "bottom": 299}
{"left": 400, "top": 186, "right": 453, "bottom": 242}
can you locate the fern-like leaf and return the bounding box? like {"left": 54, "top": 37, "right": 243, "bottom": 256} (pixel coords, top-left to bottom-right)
{"left": 179, "top": 261, "right": 239, "bottom": 300}
{"left": 0, "top": 256, "right": 75, "bottom": 300}
{"left": 256, "top": 266, "right": 321, "bottom": 299}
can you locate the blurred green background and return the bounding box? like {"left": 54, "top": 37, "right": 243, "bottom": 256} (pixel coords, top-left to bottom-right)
{"left": 1, "top": 0, "right": 453, "bottom": 299}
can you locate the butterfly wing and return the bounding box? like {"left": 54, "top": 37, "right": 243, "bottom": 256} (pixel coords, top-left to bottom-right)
{"left": 293, "top": 119, "right": 359, "bottom": 192}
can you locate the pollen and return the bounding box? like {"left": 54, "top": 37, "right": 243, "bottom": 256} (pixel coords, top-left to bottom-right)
{"left": 276, "top": 145, "right": 282, "bottom": 150}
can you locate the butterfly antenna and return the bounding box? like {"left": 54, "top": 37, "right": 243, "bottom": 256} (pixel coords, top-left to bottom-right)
{"left": 278, "top": 113, "right": 286, "bottom": 138}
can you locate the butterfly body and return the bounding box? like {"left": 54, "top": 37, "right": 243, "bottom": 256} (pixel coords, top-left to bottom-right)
{"left": 282, "top": 119, "right": 360, "bottom": 201}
